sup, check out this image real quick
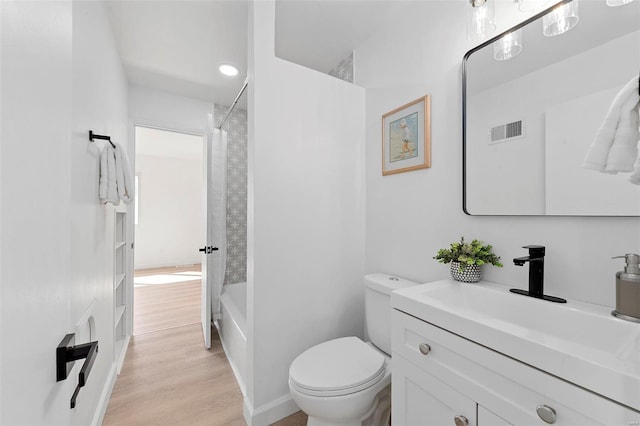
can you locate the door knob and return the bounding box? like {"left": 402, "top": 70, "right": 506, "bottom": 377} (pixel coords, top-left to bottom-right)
{"left": 199, "top": 246, "right": 219, "bottom": 254}
{"left": 454, "top": 415, "right": 469, "bottom": 426}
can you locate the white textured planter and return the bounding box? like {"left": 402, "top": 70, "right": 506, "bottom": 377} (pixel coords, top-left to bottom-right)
{"left": 450, "top": 262, "right": 481, "bottom": 283}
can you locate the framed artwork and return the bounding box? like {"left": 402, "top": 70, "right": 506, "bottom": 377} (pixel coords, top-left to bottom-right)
{"left": 381, "top": 95, "right": 431, "bottom": 175}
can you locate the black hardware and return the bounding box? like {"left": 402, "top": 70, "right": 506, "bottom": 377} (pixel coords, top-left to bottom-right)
{"left": 89, "top": 130, "right": 116, "bottom": 149}
{"left": 198, "top": 245, "right": 219, "bottom": 254}
{"left": 510, "top": 245, "right": 566, "bottom": 303}
{"left": 57, "top": 333, "right": 99, "bottom": 409}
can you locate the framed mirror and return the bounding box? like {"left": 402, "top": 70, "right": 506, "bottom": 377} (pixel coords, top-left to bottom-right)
{"left": 463, "top": 0, "right": 640, "bottom": 216}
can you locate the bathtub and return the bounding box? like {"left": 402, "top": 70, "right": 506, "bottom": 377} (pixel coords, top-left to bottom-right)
{"left": 217, "top": 282, "right": 247, "bottom": 395}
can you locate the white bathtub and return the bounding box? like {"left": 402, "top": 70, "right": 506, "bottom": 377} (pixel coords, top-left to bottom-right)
{"left": 217, "top": 282, "right": 247, "bottom": 396}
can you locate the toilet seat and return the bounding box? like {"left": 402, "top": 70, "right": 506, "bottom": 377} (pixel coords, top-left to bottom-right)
{"left": 289, "top": 337, "right": 387, "bottom": 397}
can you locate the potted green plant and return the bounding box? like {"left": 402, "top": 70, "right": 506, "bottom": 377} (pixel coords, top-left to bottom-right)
{"left": 433, "top": 237, "right": 503, "bottom": 283}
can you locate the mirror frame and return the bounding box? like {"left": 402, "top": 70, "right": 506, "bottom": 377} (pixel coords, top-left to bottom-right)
{"left": 459, "top": 0, "right": 631, "bottom": 217}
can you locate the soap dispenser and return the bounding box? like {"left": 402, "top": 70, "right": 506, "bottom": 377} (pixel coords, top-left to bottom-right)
{"left": 612, "top": 253, "right": 640, "bottom": 322}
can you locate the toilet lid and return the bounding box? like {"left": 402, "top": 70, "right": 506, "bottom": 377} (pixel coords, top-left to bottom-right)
{"left": 289, "top": 337, "right": 386, "bottom": 393}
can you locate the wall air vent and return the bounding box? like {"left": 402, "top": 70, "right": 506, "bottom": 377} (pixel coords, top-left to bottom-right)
{"left": 490, "top": 120, "right": 523, "bottom": 144}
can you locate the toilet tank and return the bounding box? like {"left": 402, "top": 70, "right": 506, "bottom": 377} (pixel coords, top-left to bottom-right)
{"left": 365, "top": 273, "right": 419, "bottom": 356}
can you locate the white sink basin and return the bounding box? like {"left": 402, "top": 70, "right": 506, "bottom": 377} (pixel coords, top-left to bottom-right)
{"left": 391, "top": 280, "right": 640, "bottom": 411}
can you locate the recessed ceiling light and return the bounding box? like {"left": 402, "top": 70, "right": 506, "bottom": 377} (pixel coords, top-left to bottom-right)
{"left": 219, "top": 64, "right": 239, "bottom": 76}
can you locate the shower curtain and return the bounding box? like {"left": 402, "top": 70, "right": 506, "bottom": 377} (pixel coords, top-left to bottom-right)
{"left": 208, "top": 115, "right": 227, "bottom": 321}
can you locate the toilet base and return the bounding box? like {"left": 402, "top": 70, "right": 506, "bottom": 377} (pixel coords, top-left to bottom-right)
{"left": 305, "top": 386, "right": 390, "bottom": 426}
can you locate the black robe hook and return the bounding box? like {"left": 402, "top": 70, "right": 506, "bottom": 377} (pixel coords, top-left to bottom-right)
{"left": 89, "top": 131, "right": 116, "bottom": 149}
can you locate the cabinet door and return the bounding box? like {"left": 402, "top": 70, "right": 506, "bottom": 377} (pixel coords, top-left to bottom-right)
{"left": 393, "top": 354, "right": 477, "bottom": 426}
{"left": 478, "top": 406, "right": 512, "bottom": 426}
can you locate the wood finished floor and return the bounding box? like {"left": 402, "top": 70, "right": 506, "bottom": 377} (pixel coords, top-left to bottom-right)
{"left": 103, "top": 265, "right": 307, "bottom": 426}
{"left": 134, "top": 265, "right": 202, "bottom": 335}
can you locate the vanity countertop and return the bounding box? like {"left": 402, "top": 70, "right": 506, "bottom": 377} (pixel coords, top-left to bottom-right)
{"left": 391, "top": 280, "right": 640, "bottom": 412}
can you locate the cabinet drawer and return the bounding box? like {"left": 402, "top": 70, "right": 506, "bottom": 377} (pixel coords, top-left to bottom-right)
{"left": 391, "top": 309, "right": 640, "bottom": 425}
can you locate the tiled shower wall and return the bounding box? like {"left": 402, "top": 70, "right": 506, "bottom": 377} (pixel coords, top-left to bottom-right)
{"left": 214, "top": 104, "right": 248, "bottom": 285}
{"left": 329, "top": 51, "right": 354, "bottom": 83}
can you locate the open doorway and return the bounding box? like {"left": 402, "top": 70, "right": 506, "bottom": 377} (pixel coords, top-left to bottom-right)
{"left": 133, "top": 125, "right": 204, "bottom": 335}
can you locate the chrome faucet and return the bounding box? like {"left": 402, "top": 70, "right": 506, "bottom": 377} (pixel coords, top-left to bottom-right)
{"left": 510, "top": 245, "right": 566, "bottom": 303}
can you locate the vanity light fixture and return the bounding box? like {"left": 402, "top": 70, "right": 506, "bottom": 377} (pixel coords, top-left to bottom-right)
{"left": 542, "top": 0, "right": 579, "bottom": 37}
{"left": 467, "top": 0, "right": 496, "bottom": 42}
{"left": 606, "top": 0, "right": 635, "bottom": 6}
{"left": 493, "top": 29, "right": 523, "bottom": 61}
{"left": 219, "top": 64, "right": 239, "bottom": 77}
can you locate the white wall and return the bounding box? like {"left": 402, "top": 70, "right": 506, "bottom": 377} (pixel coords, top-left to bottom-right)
{"left": 247, "top": 2, "right": 366, "bottom": 423}
{"left": 1, "top": 2, "right": 74, "bottom": 424}
{"left": 357, "top": 1, "right": 640, "bottom": 308}
{"left": 134, "top": 154, "right": 204, "bottom": 269}
{"left": 128, "top": 84, "right": 214, "bottom": 135}
{"left": 1, "top": 1, "right": 129, "bottom": 425}
{"left": 70, "top": 2, "right": 130, "bottom": 424}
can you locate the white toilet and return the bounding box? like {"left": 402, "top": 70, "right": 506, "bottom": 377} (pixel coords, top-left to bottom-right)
{"left": 288, "top": 273, "right": 418, "bottom": 426}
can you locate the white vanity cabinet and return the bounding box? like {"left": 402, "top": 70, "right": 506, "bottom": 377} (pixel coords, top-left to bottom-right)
{"left": 391, "top": 309, "right": 640, "bottom": 426}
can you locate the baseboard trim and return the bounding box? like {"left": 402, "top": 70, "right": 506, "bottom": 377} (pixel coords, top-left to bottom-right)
{"left": 243, "top": 394, "right": 299, "bottom": 426}
{"left": 91, "top": 363, "right": 117, "bottom": 426}
{"left": 115, "top": 335, "right": 130, "bottom": 374}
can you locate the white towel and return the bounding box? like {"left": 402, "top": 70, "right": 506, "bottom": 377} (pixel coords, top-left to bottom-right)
{"left": 605, "top": 93, "right": 640, "bottom": 173}
{"left": 113, "top": 142, "right": 134, "bottom": 204}
{"left": 99, "top": 143, "right": 119, "bottom": 205}
{"left": 582, "top": 76, "right": 640, "bottom": 172}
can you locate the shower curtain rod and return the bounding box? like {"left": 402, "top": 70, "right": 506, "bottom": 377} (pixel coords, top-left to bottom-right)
{"left": 217, "top": 77, "right": 249, "bottom": 130}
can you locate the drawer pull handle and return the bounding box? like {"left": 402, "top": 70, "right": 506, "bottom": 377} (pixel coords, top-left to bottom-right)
{"left": 418, "top": 343, "right": 431, "bottom": 355}
{"left": 453, "top": 415, "right": 469, "bottom": 426}
{"left": 536, "top": 405, "right": 557, "bottom": 424}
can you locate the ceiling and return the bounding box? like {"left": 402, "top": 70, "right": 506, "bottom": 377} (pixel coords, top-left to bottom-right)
{"left": 106, "top": 0, "right": 249, "bottom": 107}
{"left": 275, "top": 1, "right": 409, "bottom": 74}
{"left": 105, "top": 0, "right": 408, "bottom": 108}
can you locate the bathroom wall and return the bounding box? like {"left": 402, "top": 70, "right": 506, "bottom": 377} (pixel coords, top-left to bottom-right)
{"left": 1, "top": 1, "right": 129, "bottom": 424}
{"left": 128, "top": 84, "right": 215, "bottom": 135}
{"left": 357, "top": 1, "right": 640, "bottom": 307}
{"left": 214, "top": 104, "right": 248, "bottom": 285}
{"left": 1, "top": 2, "right": 74, "bottom": 423}
{"left": 70, "top": 2, "right": 130, "bottom": 424}
{"left": 247, "top": 1, "right": 366, "bottom": 423}
{"left": 134, "top": 153, "right": 204, "bottom": 269}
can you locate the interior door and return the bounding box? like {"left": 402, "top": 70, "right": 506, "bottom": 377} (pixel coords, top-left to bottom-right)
{"left": 201, "top": 115, "right": 215, "bottom": 349}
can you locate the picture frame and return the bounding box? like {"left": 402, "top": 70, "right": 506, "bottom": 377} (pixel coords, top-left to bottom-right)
{"left": 381, "top": 95, "right": 431, "bottom": 175}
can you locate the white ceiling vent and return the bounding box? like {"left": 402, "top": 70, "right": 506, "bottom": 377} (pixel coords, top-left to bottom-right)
{"left": 490, "top": 120, "right": 523, "bottom": 144}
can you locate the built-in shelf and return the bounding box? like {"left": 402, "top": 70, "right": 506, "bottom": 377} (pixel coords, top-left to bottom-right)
{"left": 115, "top": 305, "right": 126, "bottom": 327}
{"left": 114, "top": 335, "right": 129, "bottom": 374}
{"left": 115, "top": 335, "right": 127, "bottom": 352}
{"left": 114, "top": 210, "right": 129, "bottom": 372}
{"left": 115, "top": 273, "right": 126, "bottom": 291}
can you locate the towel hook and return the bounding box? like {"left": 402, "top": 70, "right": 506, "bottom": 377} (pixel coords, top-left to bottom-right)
{"left": 89, "top": 131, "right": 116, "bottom": 149}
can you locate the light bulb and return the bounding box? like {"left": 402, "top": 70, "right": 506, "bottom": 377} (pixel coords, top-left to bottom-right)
{"left": 467, "top": 0, "right": 496, "bottom": 42}
{"left": 543, "top": 1, "right": 579, "bottom": 37}
{"left": 493, "top": 30, "right": 523, "bottom": 61}
{"left": 606, "top": 0, "right": 635, "bottom": 6}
